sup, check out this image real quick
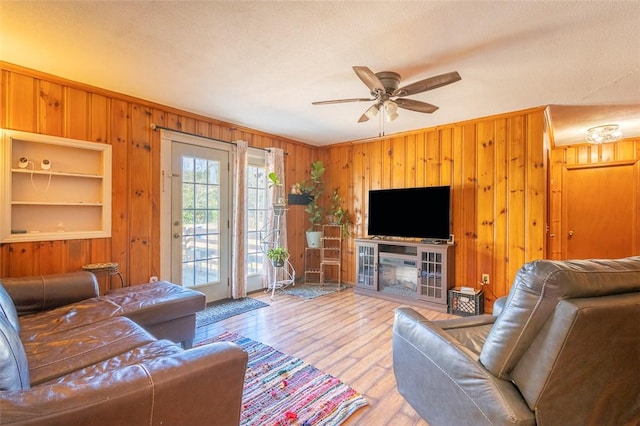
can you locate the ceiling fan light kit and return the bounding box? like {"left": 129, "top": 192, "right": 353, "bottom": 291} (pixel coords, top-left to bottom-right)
{"left": 312, "top": 66, "right": 461, "bottom": 129}
{"left": 364, "top": 104, "right": 379, "bottom": 120}
{"left": 585, "top": 124, "right": 622, "bottom": 144}
{"left": 384, "top": 101, "right": 399, "bottom": 122}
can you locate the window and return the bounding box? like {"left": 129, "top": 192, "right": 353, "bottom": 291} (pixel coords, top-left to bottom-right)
{"left": 181, "top": 155, "right": 222, "bottom": 286}
{"left": 246, "top": 163, "right": 268, "bottom": 277}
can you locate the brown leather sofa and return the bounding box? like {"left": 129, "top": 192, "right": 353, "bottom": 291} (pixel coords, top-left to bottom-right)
{"left": 0, "top": 272, "right": 248, "bottom": 425}
{"left": 392, "top": 256, "right": 640, "bottom": 426}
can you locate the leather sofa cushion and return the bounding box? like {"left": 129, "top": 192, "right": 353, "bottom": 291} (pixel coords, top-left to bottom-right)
{"left": 434, "top": 314, "right": 497, "bottom": 356}
{"left": 25, "top": 317, "right": 156, "bottom": 386}
{"left": 514, "top": 293, "right": 640, "bottom": 424}
{"left": 480, "top": 256, "right": 640, "bottom": 379}
{"left": 0, "top": 312, "right": 30, "bottom": 390}
{"left": 0, "top": 272, "right": 100, "bottom": 316}
{"left": 18, "top": 298, "right": 123, "bottom": 343}
{"left": 103, "top": 281, "right": 205, "bottom": 328}
{"left": 43, "top": 339, "right": 183, "bottom": 386}
{"left": 0, "top": 283, "right": 19, "bottom": 332}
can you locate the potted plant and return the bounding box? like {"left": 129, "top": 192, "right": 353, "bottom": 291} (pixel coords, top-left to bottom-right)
{"left": 327, "top": 187, "right": 353, "bottom": 237}
{"left": 266, "top": 246, "right": 289, "bottom": 267}
{"left": 298, "top": 160, "right": 326, "bottom": 247}
{"left": 267, "top": 171, "right": 286, "bottom": 216}
{"left": 288, "top": 182, "right": 314, "bottom": 205}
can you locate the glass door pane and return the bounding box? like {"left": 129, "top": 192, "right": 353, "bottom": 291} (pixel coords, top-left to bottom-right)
{"left": 172, "top": 142, "right": 230, "bottom": 302}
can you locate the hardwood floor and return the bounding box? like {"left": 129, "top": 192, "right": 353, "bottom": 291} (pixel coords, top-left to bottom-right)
{"left": 194, "top": 285, "right": 456, "bottom": 425}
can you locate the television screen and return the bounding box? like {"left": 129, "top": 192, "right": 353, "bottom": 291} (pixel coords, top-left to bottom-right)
{"left": 367, "top": 186, "right": 451, "bottom": 240}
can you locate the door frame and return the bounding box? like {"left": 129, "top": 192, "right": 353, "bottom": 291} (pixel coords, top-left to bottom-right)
{"left": 159, "top": 130, "right": 236, "bottom": 286}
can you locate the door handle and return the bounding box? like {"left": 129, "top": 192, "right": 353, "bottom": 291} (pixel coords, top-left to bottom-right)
{"left": 568, "top": 231, "right": 574, "bottom": 238}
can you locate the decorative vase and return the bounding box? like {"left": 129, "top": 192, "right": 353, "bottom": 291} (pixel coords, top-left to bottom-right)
{"left": 306, "top": 230, "right": 322, "bottom": 248}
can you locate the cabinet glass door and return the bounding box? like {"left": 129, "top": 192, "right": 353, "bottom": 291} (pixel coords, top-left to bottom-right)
{"left": 356, "top": 243, "right": 377, "bottom": 289}
{"left": 418, "top": 251, "right": 445, "bottom": 303}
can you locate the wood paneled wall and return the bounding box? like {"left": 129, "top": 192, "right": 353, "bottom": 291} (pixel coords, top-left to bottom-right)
{"left": 0, "top": 63, "right": 318, "bottom": 293}
{"left": 3, "top": 62, "right": 635, "bottom": 310}
{"left": 322, "top": 110, "right": 547, "bottom": 310}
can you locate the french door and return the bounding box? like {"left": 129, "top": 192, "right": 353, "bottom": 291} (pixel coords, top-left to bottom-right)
{"left": 171, "top": 142, "right": 231, "bottom": 303}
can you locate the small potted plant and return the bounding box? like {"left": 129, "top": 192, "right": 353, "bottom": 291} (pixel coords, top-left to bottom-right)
{"left": 267, "top": 171, "right": 286, "bottom": 216}
{"left": 266, "top": 246, "right": 289, "bottom": 267}
{"left": 299, "top": 160, "right": 326, "bottom": 247}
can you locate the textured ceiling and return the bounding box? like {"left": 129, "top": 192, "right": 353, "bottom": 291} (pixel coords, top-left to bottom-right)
{"left": 1, "top": 1, "right": 639, "bottom": 146}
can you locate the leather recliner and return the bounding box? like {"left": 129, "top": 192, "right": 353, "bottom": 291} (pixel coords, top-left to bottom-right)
{"left": 392, "top": 256, "right": 640, "bottom": 425}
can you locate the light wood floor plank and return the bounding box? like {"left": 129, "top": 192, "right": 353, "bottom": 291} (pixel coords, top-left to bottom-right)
{"left": 194, "top": 285, "right": 454, "bottom": 425}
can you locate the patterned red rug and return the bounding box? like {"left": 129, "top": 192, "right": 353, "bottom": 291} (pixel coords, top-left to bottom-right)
{"left": 197, "top": 331, "right": 367, "bottom": 425}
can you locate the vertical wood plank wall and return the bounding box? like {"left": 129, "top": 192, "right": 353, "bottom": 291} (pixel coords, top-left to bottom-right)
{"left": 0, "top": 63, "right": 319, "bottom": 292}
{"left": 2, "top": 63, "right": 636, "bottom": 310}
{"left": 324, "top": 110, "right": 547, "bottom": 310}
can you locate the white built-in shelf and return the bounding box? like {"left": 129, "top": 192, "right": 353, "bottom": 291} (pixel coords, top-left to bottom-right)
{"left": 11, "top": 168, "right": 104, "bottom": 178}
{"left": 1, "top": 129, "right": 112, "bottom": 243}
{"left": 11, "top": 201, "right": 103, "bottom": 206}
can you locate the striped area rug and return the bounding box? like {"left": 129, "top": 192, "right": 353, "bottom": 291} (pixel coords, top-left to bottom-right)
{"left": 199, "top": 331, "right": 368, "bottom": 425}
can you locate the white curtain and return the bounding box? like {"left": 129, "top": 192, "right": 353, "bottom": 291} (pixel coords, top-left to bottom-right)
{"left": 263, "top": 148, "right": 287, "bottom": 288}
{"left": 231, "top": 141, "right": 248, "bottom": 298}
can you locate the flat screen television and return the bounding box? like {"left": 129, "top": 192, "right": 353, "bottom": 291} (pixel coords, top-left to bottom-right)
{"left": 367, "top": 186, "right": 451, "bottom": 241}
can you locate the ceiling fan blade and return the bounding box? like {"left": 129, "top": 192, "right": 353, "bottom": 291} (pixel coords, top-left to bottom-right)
{"left": 393, "top": 71, "right": 461, "bottom": 97}
{"left": 353, "top": 66, "right": 385, "bottom": 93}
{"left": 394, "top": 98, "right": 439, "bottom": 114}
{"left": 312, "top": 97, "right": 375, "bottom": 105}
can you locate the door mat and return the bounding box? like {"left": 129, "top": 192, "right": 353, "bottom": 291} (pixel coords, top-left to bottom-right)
{"left": 282, "top": 283, "right": 350, "bottom": 299}
{"left": 196, "top": 297, "right": 268, "bottom": 328}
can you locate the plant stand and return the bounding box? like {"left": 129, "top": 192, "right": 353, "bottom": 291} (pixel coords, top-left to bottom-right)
{"left": 268, "top": 261, "right": 295, "bottom": 300}
{"left": 304, "top": 247, "right": 321, "bottom": 283}
{"left": 260, "top": 194, "right": 295, "bottom": 300}
{"left": 320, "top": 224, "right": 342, "bottom": 289}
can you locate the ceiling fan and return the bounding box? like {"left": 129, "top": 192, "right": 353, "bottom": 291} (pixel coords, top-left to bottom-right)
{"left": 312, "top": 66, "right": 461, "bottom": 123}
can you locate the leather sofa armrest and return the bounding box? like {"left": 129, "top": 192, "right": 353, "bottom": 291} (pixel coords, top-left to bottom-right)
{"left": 392, "top": 307, "right": 535, "bottom": 426}
{"left": 434, "top": 314, "right": 497, "bottom": 330}
{"left": 492, "top": 296, "right": 507, "bottom": 316}
{"left": 0, "top": 341, "right": 248, "bottom": 425}
{"left": 0, "top": 272, "right": 99, "bottom": 315}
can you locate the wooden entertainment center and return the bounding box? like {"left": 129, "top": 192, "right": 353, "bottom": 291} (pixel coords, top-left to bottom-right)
{"left": 354, "top": 238, "right": 455, "bottom": 312}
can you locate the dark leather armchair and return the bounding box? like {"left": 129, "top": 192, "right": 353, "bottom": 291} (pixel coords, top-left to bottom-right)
{"left": 392, "top": 256, "right": 640, "bottom": 425}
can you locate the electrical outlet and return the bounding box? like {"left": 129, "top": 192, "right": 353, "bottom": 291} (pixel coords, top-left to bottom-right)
{"left": 150, "top": 276, "right": 159, "bottom": 283}
{"left": 482, "top": 274, "right": 490, "bottom": 285}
